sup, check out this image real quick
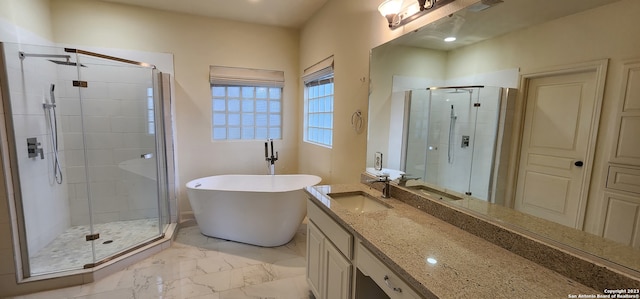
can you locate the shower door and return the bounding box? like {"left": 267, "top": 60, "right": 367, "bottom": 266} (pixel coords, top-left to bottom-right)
{"left": 73, "top": 51, "right": 164, "bottom": 265}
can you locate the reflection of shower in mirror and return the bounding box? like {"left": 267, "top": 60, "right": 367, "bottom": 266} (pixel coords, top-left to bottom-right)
{"left": 403, "top": 86, "right": 515, "bottom": 202}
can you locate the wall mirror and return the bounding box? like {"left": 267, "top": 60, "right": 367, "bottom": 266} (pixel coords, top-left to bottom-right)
{"left": 367, "top": 0, "right": 640, "bottom": 275}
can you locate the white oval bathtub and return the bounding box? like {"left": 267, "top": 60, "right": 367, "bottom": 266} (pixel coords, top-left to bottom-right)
{"left": 185, "top": 174, "right": 322, "bottom": 247}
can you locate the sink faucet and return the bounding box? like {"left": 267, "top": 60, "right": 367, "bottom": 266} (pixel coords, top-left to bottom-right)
{"left": 367, "top": 174, "right": 391, "bottom": 198}
{"left": 398, "top": 174, "right": 421, "bottom": 186}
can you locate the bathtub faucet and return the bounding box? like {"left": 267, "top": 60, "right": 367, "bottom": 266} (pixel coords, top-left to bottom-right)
{"left": 265, "top": 139, "right": 278, "bottom": 175}
{"left": 367, "top": 174, "right": 391, "bottom": 198}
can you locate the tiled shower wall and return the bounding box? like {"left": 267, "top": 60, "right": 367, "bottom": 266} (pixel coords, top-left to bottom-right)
{"left": 2, "top": 43, "right": 71, "bottom": 255}
{"left": 56, "top": 62, "right": 159, "bottom": 226}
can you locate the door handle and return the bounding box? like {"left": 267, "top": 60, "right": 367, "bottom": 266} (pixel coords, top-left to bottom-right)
{"left": 574, "top": 161, "right": 584, "bottom": 167}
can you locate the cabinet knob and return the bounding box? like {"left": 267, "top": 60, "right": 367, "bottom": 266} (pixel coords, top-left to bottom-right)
{"left": 574, "top": 161, "right": 584, "bottom": 167}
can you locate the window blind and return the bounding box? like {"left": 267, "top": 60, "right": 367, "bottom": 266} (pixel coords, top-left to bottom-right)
{"left": 210, "top": 66, "right": 285, "bottom": 87}
{"left": 302, "top": 56, "right": 334, "bottom": 84}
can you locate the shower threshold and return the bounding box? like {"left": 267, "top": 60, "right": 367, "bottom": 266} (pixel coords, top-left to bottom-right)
{"left": 29, "top": 218, "right": 162, "bottom": 275}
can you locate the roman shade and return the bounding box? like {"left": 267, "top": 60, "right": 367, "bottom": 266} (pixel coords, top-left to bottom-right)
{"left": 302, "top": 56, "right": 334, "bottom": 84}
{"left": 210, "top": 66, "right": 285, "bottom": 87}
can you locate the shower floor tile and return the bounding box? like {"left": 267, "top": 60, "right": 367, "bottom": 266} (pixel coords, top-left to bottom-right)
{"left": 29, "top": 218, "right": 161, "bottom": 275}
{"left": 14, "top": 222, "right": 314, "bottom": 299}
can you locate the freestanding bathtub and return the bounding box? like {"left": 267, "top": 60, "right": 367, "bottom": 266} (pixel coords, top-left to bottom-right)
{"left": 185, "top": 174, "right": 322, "bottom": 247}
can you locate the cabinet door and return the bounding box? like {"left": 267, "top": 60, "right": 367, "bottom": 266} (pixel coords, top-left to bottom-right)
{"left": 307, "top": 221, "right": 324, "bottom": 298}
{"left": 324, "top": 241, "right": 352, "bottom": 299}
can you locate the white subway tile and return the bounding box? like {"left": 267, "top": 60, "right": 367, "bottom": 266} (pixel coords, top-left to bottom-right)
{"left": 66, "top": 166, "right": 87, "bottom": 184}
{"left": 83, "top": 116, "right": 111, "bottom": 133}
{"left": 79, "top": 81, "right": 109, "bottom": 100}
{"left": 63, "top": 133, "right": 84, "bottom": 150}
{"left": 56, "top": 98, "right": 82, "bottom": 116}
{"left": 61, "top": 115, "right": 83, "bottom": 133}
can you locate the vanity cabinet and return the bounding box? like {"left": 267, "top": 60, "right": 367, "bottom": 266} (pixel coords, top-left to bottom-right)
{"left": 356, "top": 242, "right": 421, "bottom": 299}
{"left": 307, "top": 199, "right": 353, "bottom": 299}
{"left": 307, "top": 198, "right": 424, "bottom": 299}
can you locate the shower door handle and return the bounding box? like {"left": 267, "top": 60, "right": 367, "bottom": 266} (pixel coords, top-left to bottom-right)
{"left": 141, "top": 153, "right": 153, "bottom": 159}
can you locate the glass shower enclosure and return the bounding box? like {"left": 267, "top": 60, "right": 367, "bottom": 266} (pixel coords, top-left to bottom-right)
{"left": 0, "top": 42, "right": 170, "bottom": 277}
{"left": 403, "top": 86, "right": 508, "bottom": 201}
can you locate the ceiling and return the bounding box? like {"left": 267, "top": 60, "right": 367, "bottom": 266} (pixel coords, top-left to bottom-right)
{"left": 99, "top": 0, "right": 329, "bottom": 28}
{"left": 390, "top": 0, "right": 622, "bottom": 51}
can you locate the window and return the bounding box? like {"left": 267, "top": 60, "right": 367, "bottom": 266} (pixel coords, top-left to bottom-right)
{"left": 210, "top": 66, "right": 284, "bottom": 141}
{"left": 147, "top": 87, "right": 155, "bottom": 135}
{"left": 212, "top": 86, "right": 281, "bottom": 140}
{"left": 303, "top": 56, "right": 334, "bottom": 147}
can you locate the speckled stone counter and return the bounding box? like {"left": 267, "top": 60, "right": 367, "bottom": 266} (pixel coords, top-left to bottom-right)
{"left": 305, "top": 184, "right": 599, "bottom": 298}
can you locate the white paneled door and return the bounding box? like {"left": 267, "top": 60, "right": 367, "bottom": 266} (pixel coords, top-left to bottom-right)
{"left": 515, "top": 67, "right": 601, "bottom": 228}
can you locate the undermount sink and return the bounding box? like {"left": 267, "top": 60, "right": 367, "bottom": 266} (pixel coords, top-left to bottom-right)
{"left": 407, "top": 185, "right": 463, "bottom": 201}
{"left": 327, "top": 191, "right": 391, "bottom": 213}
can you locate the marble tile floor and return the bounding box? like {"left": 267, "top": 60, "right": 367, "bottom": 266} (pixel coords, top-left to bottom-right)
{"left": 13, "top": 222, "right": 314, "bottom": 299}
{"left": 30, "top": 218, "right": 162, "bottom": 275}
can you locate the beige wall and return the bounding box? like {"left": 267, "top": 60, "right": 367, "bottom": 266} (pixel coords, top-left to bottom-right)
{"left": 297, "top": 0, "right": 376, "bottom": 184}
{"left": 297, "top": 0, "right": 475, "bottom": 184}
{"left": 48, "top": 0, "right": 301, "bottom": 218}
{"left": 0, "top": 0, "right": 53, "bottom": 42}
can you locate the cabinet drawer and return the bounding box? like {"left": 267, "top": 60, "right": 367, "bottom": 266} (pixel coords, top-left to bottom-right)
{"left": 356, "top": 242, "right": 421, "bottom": 299}
{"left": 607, "top": 165, "right": 640, "bottom": 194}
{"left": 308, "top": 199, "right": 353, "bottom": 259}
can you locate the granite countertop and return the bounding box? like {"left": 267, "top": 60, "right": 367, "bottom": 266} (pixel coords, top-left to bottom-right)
{"left": 305, "top": 183, "right": 598, "bottom": 299}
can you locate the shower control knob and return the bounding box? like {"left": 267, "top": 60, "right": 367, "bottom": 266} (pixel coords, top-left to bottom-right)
{"left": 574, "top": 161, "right": 584, "bottom": 167}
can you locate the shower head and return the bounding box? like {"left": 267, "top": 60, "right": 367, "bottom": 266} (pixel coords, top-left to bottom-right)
{"left": 47, "top": 59, "right": 87, "bottom": 67}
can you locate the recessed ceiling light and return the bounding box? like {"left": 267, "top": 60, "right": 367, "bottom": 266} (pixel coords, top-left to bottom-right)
{"left": 444, "top": 36, "right": 456, "bottom": 42}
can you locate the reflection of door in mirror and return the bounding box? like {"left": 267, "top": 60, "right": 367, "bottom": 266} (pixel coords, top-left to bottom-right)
{"left": 404, "top": 86, "right": 503, "bottom": 201}
{"left": 514, "top": 67, "right": 600, "bottom": 229}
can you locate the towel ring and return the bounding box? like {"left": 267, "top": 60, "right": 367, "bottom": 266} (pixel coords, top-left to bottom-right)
{"left": 351, "top": 110, "right": 363, "bottom": 133}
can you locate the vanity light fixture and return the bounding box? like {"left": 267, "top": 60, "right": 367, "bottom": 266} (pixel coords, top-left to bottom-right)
{"left": 378, "top": 0, "right": 404, "bottom": 28}
{"left": 380, "top": 0, "right": 455, "bottom": 30}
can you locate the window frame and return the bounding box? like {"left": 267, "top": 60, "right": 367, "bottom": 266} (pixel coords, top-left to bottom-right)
{"left": 303, "top": 76, "right": 334, "bottom": 148}
{"left": 302, "top": 56, "right": 335, "bottom": 148}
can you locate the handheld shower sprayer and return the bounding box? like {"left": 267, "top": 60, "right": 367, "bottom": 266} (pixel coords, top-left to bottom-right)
{"left": 44, "top": 83, "right": 63, "bottom": 184}
{"left": 44, "top": 84, "right": 56, "bottom": 109}
{"left": 50, "top": 84, "right": 56, "bottom": 105}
